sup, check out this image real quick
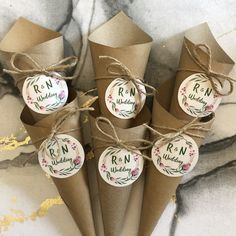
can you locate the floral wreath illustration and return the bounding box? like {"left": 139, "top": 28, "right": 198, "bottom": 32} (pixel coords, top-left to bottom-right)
{"left": 106, "top": 78, "right": 145, "bottom": 118}
{"left": 153, "top": 134, "right": 197, "bottom": 176}
{"left": 40, "top": 136, "right": 83, "bottom": 177}
{"left": 179, "top": 73, "right": 220, "bottom": 116}
{"left": 25, "top": 75, "right": 66, "bottom": 112}
{"left": 100, "top": 146, "right": 141, "bottom": 185}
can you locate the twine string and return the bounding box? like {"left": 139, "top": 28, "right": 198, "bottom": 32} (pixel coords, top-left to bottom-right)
{"left": 3, "top": 52, "right": 79, "bottom": 86}
{"left": 38, "top": 106, "right": 94, "bottom": 160}
{"left": 178, "top": 41, "right": 236, "bottom": 96}
{"left": 93, "top": 116, "right": 152, "bottom": 160}
{"left": 144, "top": 117, "right": 210, "bottom": 149}
{"left": 97, "top": 56, "right": 157, "bottom": 115}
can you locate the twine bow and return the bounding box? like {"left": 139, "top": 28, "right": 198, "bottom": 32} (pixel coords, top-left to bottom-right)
{"left": 144, "top": 117, "right": 211, "bottom": 147}
{"left": 97, "top": 56, "right": 157, "bottom": 115}
{"left": 37, "top": 105, "right": 94, "bottom": 160}
{"left": 3, "top": 52, "right": 79, "bottom": 86}
{"left": 178, "top": 41, "right": 236, "bottom": 96}
{"left": 93, "top": 116, "right": 153, "bottom": 160}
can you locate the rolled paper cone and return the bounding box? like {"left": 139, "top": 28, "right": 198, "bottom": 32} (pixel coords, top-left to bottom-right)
{"left": 89, "top": 11, "right": 152, "bottom": 128}
{"left": 86, "top": 156, "right": 105, "bottom": 236}
{"left": 170, "top": 23, "right": 234, "bottom": 120}
{"left": 139, "top": 79, "right": 215, "bottom": 236}
{"left": 89, "top": 100, "right": 151, "bottom": 236}
{"left": 0, "top": 17, "right": 65, "bottom": 122}
{"left": 121, "top": 170, "right": 145, "bottom": 236}
{"left": 21, "top": 89, "right": 96, "bottom": 236}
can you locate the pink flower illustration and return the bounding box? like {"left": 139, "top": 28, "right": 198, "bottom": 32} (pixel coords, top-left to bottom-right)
{"left": 73, "top": 156, "right": 81, "bottom": 165}
{"left": 107, "top": 94, "right": 113, "bottom": 103}
{"left": 189, "top": 149, "right": 195, "bottom": 157}
{"left": 131, "top": 168, "right": 139, "bottom": 177}
{"left": 100, "top": 164, "right": 107, "bottom": 172}
{"left": 182, "top": 163, "right": 191, "bottom": 171}
{"left": 42, "top": 158, "right": 48, "bottom": 167}
{"left": 110, "top": 177, "right": 116, "bottom": 182}
{"left": 58, "top": 90, "right": 65, "bottom": 100}
{"left": 184, "top": 102, "right": 189, "bottom": 107}
{"left": 55, "top": 79, "right": 60, "bottom": 85}
{"left": 134, "top": 154, "right": 140, "bottom": 161}
{"left": 205, "top": 104, "right": 214, "bottom": 111}
{"left": 71, "top": 143, "right": 77, "bottom": 150}
{"left": 154, "top": 147, "right": 160, "bottom": 155}
{"left": 40, "top": 106, "right": 45, "bottom": 110}
{"left": 160, "top": 162, "right": 164, "bottom": 168}
{"left": 115, "top": 108, "right": 119, "bottom": 112}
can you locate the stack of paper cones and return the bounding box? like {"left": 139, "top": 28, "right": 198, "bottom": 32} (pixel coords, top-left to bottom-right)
{"left": 21, "top": 89, "right": 96, "bottom": 236}
{"left": 0, "top": 17, "right": 64, "bottom": 122}
{"left": 88, "top": 12, "right": 153, "bottom": 235}
{"left": 89, "top": 100, "right": 151, "bottom": 236}
{"left": 139, "top": 78, "right": 215, "bottom": 235}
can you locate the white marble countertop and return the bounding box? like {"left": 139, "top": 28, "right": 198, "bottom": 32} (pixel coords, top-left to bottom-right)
{"left": 1, "top": 1, "right": 236, "bottom": 235}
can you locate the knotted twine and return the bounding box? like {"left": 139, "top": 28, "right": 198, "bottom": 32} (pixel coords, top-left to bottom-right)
{"left": 30, "top": 85, "right": 98, "bottom": 159}
{"left": 178, "top": 41, "right": 236, "bottom": 96}
{"left": 93, "top": 116, "right": 153, "bottom": 161}
{"left": 97, "top": 56, "right": 157, "bottom": 115}
{"left": 3, "top": 52, "right": 78, "bottom": 86}
{"left": 144, "top": 117, "right": 211, "bottom": 148}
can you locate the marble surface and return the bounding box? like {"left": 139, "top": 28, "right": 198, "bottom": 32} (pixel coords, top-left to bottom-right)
{"left": 1, "top": 0, "right": 236, "bottom": 235}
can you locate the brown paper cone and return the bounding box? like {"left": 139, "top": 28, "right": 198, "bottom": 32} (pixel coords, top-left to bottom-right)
{"left": 89, "top": 100, "right": 151, "bottom": 236}
{"left": 121, "top": 169, "right": 145, "bottom": 236}
{"left": 139, "top": 79, "right": 215, "bottom": 236}
{"left": 170, "top": 23, "right": 234, "bottom": 120}
{"left": 89, "top": 11, "right": 152, "bottom": 128}
{"left": 20, "top": 89, "right": 96, "bottom": 236}
{"left": 0, "top": 17, "right": 64, "bottom": 122}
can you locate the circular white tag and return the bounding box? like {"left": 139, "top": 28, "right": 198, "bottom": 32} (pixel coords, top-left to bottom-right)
{"left": 38, "top": 134, "right": 85, "bottom": 178}
{"left": 22, "top": 74, "right": 68, "bottom": 114}
{"left": 178, "top": 73, "right": 222, "bottom": 117}
{"left": 105, "top": 78, "right": 146, "bottom": 119}
{"left": 152, "top": 133, "right": 199, "bottom": 177}
{"left": 98, "top": 147, "right": 144, "bottom": 187}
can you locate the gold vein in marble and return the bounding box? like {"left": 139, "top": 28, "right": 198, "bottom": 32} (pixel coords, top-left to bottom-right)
{"left": 0, "top": 135, "right": 31, "bottom": 151}
{"left": 30, "top": 196, "right": 64, "bottom": 220}
{"left": 0, "top": 196, "right": 64, "bottom": 232}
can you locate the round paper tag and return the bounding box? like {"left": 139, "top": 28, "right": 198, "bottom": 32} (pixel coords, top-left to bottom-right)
{"left": 105, "top": 78, "right": 146, "bottom": 119}
{"left": 98, "top": 147, "right": 144, "bottom": 187}
{"left": 22, "top": 74, "right": 68, "bottom": 114}
{"left": 38, "top": 134, "right": 85, "bottom": 178}
{"left": 178, "top": 73, "right": 222, "bottom": 117}
{"left": 152, "top": 133, "right": 199, "bottom": 177}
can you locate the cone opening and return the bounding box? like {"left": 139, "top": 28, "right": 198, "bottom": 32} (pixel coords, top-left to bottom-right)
{"left": 89, "top": 12, "right": 152, "bottom": 48}
{"left": 0, "top": 17, "right": 61, "bottom": 52}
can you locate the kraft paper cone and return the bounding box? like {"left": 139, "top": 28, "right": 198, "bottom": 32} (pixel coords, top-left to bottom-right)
{"left": 121, "top": 169, "right": 145, "bottom": 236}
{"left": 0, "top": 17, "right": 64, "bottom": 122}
{"left": 170, "top": 23, "right": 234, "bottom": 120}
{"left": 20, "top": 89, "right": 96, "bottom": 236}
{"left": 89, "top": 100, "right": 151, "bottom": 236}
{"left": 89, "top": 11, "right": 152, "bottom": 128}
{"left": 139, "top": 79, "right": 215, "bottom": 236}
